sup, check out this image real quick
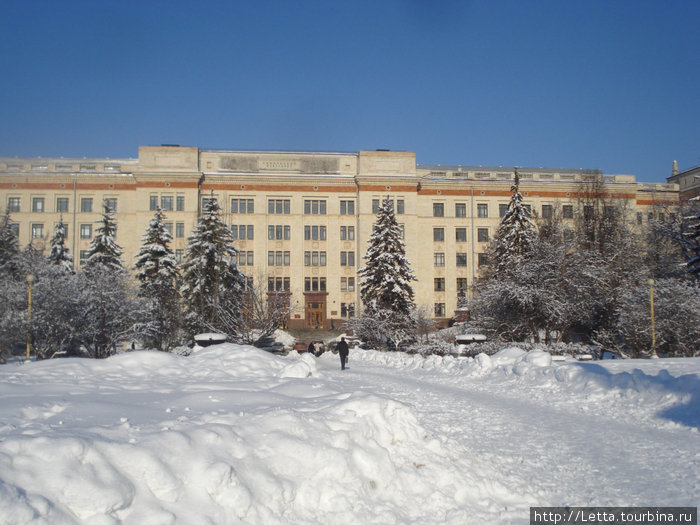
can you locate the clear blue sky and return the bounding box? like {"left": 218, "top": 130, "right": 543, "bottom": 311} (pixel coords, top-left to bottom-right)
{"left": 1, "top": 0, "right": 698, "bottom": 183}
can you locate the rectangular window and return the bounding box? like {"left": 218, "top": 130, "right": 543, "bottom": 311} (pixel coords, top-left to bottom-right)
{"left": 434, "top": 252, "right": 445, "bottom": 267}
{"left": 161, "top": 196, "right": 173, "bottom": 211}
{"left": 304, "top": 251, "right": 326, "bottom": 267}
{"left": 56, "top": 197, "right": 69, "bottom": 213}
{"left": 455, "top": 203, "right": 466, "bottom": 217}
{"left": 275, "top": 251, "right": 283, "bottom": 266}
{"left": 237, "top": 251, "right": 254, "bottom": 266}
{"left": 433, "top": 203, "right": 444, "bottom": 217}
{"left": 340, "top": 226, "right": 355, "bottom": 241}
{"left": 268, "top": 199, "right": 290, "bottom": 214}
{"left": 176, "top": 222, "right": 185, "bottom": 238}
{"left": 80, "top": 250, "right": 89, "bottom": 266}
{"left": 457, "top": 278, "right": 468, "bottom": 291}
{"left": 542, "top": 205, "right": 553, "bottom": 219}
{"left": 456, "top": 253, "right": 467, "bottom": 267}
{"left": 176, "top": 195, "right": 185, "bottom": 211}
{"left": 477, "top": 203, "right": 488, "bottom": 218}
{"left": 31, "top": 223, "right": 44, "bottom": 238}
{"left": 433, "top": 227, "right": 445, "bottom": 242}
{"left": 637, "top": 212, "right": 643, "bottom": 225}
{"left": 7, "top": 197, "right": 20, "bottom": 212}
{"left": 396, "top": 199, "right": 404, "bottom": 214}
{"left": 268, "top": 251, "right": 274, "bottom": 266}
{"left": 434, "top": 303, "right": 446, "bottom": 317}
{"left": 105, "top": 198, "right": 117, "bottom": 213}
{"left": 9, "top": 223, "right": 19, "bottom": 237}
{"left": 247, "top": 225, "right": 254, "bottom": 240}
{"left": 32, "top": 197, "right": 45, "bottom": 213}
{"left": 164, "top": 222, "right": 173, "bottom": 235}
{"left": 563, "top": 205, "right": 574, "bottom": 219}
{"left": 583, "top": 205, "right": 594, "bottom": 220}
{"left": 341, "top": 303, "right": 356, "bottom": 318}
{"left": 232, "top": 198, "right": 254, "bottom": 214}
{"left": 372, "top": 199, "right": 380, "bottom": 214}
{"left": 434, "top": 278, "right": 446, "bottom": 291}
{"left": 340, "top": 200, "right": 355, "bottom": 215}
{"left": 477, "top": 228, "right": 489, "bottom": 242}
{"left": 150, "top": 195, "right": 158, "bottom": 211}
{"left": 456, "top": 228, "right": 467, "bottom": 242}
{"left": 499, "top": 204, "right": 509, "bottom": 218}
{"left": 175, "top": 249, "right": 184, "bottom": 263}
{"left": 348, "top": 277, "right": 355, "bottom": 291}
{"left": 80, "top": 224, "right": 92, "bottom": 239}
{"left": 81, "top": 198, "right": 93, "bottom": 213}
{"left": 340, "top": 251, "right": 354, "bottom": 266}
{"left": 304, "top": 199, "right": 327, "bottom": 215}
{"left": 478, "top": 253, "right": 489, "bottom": 267}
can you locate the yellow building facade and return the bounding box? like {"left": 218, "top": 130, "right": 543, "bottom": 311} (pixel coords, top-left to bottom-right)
{"left": 1, "top": 145, "right": 679, "bottom": 328}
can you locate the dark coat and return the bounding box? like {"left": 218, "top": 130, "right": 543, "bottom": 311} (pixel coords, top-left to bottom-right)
{"left": 337, "top": 339, "right": 349, "bottom": 357}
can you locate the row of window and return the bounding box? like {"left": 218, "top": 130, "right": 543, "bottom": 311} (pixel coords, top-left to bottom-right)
{"left": 230, "top": 225, "right": 356, "bottom": 242}
{"left": 434, "top": 278, "right": 473, "bottom": 291}
{"left": 150, "top": 195, "right": 186, "bottom": 212}
{"left": 434, "top": 252, "right": 488, "bottom": 267}
{"left": 11, "top": 196, "right": 666, "bottom": 225}
{"left": 432, "top": 227, "right": 490, "bottom": 243}
{"left": 267, "top": 277, "right": 357, "bottom": 298}
{"left": 8, "top": 197, "right": 117, "bottom": 214}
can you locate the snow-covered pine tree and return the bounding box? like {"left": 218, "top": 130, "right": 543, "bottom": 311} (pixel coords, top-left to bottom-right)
{"left": 0, "top": 210, "right": 20, "bottom": 276}
{"left": 84, "top": 201, "right": 124, "bottom": 272}
{"left": 180, "top": 197, "right": 246, "bottom": 334}
{"left": 358, "top": 195, "right": 417, "bottom": 314}
{"left": 134, "top": 208, "right": 182, "bottom": 350}
{"left": 488, "top": 168, "right": 537, "bottom": 277}
{"left": 47, "top": 216, "right": 74, "bottom": 273}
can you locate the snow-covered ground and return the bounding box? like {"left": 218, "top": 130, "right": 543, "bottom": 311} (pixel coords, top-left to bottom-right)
{"left": 1, "top": 345, "right": 698, "bottom": 524}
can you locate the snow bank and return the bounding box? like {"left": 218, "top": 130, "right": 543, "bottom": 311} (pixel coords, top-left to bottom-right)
{"left": 0, "top": 344, "right": 520, "bottom": 524}
{"left": 342, "top": 348, "right": 700, "bottom": 429}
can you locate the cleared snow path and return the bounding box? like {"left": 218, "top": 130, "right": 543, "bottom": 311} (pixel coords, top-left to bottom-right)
{"left": 318, "top": 352, "right": 700, "bottom": 511}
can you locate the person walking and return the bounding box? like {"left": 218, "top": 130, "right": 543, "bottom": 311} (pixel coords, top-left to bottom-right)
{"left": 337, "top": 337, "right": 349, "bottom": 370}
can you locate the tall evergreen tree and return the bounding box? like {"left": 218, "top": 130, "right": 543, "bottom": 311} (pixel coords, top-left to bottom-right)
{"left": 358, "top": 196, "right": 417, "bottom": 314}
{"left": 488, "top": 168, "right": 537, "bottom": 277}
{"left": 134, "top": 208, "right": 182, "bottom": 350}
{"left": 47, "top": 216, "right": 74, "bottom": 273}
{"left": 84, "top": 201, "right": 124, "bottom": 272}
{"left": 0, "top": 211, "right": 20, "bottom": 276}
{"left": 180, "top": 197, "right": 246, "bottom": 334}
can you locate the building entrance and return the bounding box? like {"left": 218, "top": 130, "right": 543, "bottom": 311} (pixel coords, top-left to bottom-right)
{"left": 304, "top": 293, "right": 327, "bottom": 329}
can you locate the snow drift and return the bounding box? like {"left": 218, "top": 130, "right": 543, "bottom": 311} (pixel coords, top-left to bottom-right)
{"left": 0, "top": 345, "right": 528, "bottom": 524}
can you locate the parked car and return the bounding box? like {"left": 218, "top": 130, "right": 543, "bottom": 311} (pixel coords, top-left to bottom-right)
{"left": 194, "top": 333, "right": 228, "bottom": 348}
{"left": 255, "top": 337, "right": 287, "bottom": 354}
{"left": 293, "top": 342, "right": 308, "bottom": 352}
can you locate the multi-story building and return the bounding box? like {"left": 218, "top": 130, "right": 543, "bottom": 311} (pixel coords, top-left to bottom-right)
{"left": 1, "top": 145, "right": 679, "bottom": 329}
{"left": 667, "top": 160, "right": 700, "bottom": 200}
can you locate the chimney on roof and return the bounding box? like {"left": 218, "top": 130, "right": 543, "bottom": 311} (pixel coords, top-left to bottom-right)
{"left": 672, "top": 160, "right": 679, "bottom": 176}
